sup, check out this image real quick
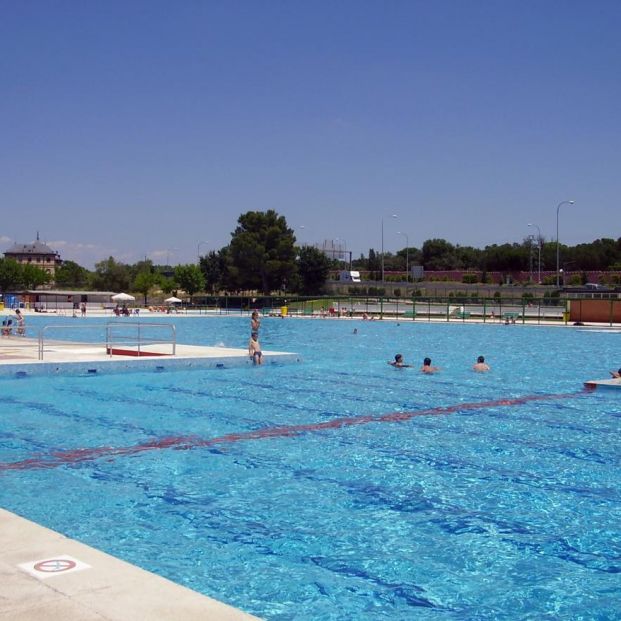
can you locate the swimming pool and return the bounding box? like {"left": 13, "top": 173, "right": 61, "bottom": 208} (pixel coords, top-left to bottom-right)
{"left": 1, "top": 316, "right": 620, "bottom": 620}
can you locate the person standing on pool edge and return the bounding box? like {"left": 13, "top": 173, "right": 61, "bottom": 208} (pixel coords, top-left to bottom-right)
{"left": 251, "top": 310, "right": 261, "bottom": 333}
{"left": 249, "top": 332, "right": 263, "bottom": 365}
{"left": 14, "top": 309, "right": 25, "bottom": 336}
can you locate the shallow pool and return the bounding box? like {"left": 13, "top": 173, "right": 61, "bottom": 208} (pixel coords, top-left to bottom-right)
{"left": 1, "top": 317, "right": 620, "bottom": 620}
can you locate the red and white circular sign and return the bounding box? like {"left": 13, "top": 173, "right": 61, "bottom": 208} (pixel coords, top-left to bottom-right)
{"left": 33, "top": 559, "right": 77, "bottom": 573}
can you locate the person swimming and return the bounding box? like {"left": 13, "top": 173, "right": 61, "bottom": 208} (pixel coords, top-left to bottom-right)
{"left": 388, "top": 354, "right": 410, "bottom": 368}
{"left": 473, "top": 355, "right": 490, "bottom": 372}
{"left": 421, "top": 357, "right": 439, "bottom": 373}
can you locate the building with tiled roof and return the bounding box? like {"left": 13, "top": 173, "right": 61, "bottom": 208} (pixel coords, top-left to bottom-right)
{"left": 3, "top": 234, "right": 62, "bottom": 278}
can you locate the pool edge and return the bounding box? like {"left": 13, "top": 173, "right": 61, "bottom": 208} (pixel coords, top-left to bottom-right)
{"left": 0, "top": 507, "right": 262, "bottom": 620}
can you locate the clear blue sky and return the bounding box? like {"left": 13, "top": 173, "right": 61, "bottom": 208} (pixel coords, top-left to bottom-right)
{"left": 1, "top": 0, "right": 620, "bottom": 267}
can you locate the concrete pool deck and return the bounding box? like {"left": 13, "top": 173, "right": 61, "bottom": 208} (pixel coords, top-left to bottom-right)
{"left": 0, "top": 508, "right": 261, "bottom": 620}
{"left": 0, "top": 336, "right": 300, "bottom": 377}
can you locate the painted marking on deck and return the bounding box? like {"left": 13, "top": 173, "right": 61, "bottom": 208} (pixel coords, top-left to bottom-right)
{"left": 19, "top": 555, "right": 91, "bottom": 579}
{"left": 34, "top": 559, "right": 76, "bottom": 572}
{"left": 0, "top": 390, "right": 589, "bottom": 472}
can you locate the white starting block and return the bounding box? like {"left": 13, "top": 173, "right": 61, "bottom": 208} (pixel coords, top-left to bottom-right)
{"left": 584, "top": 378, "right": 621, "bottom": 390}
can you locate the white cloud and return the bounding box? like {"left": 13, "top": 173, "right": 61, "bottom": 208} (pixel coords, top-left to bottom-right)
{"left": 43, "top": 240, "right": 118, "bottom": 269}
{"left": 48, "top": 240, "right": 100, "bottom": 251}
{"left": 149, "top": 250, "right": 168, "bottom": 259}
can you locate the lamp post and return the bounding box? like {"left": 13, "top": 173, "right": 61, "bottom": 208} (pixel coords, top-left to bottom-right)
{"left": 528, "top": 223, "right": 542, "bottom": 283}
{"left": 556, "top": 200, "right": 574, "bottom": 287}
{"left": 197, "top": 240, "right": 209, "bottom": 263}
{"left": 381, "top": 214, "right": 398, "bottom": 283}
{"left": 397, "top": 231, "right": 409, "bottom": 282}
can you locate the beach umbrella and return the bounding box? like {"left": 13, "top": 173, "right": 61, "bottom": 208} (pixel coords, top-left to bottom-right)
{"left": 164, "top": 296, "right": 182, "bottom": 304}
{"left": 111, "top": 292, "right": 136, "bottom": 302}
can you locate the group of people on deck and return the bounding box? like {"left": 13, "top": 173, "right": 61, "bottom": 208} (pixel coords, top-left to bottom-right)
{"left": 1, "top": 309, "right": 25, "bottom": 337}
{"left": 388, "top": 353, "right": 490, "bottom": 373}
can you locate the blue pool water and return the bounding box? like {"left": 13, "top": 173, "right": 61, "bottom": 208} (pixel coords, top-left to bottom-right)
{"left": 1, "top": 316, "right": 620, "bottom": 620}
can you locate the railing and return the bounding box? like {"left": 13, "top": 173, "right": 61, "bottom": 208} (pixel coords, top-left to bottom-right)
{"left": 105, "top": 322, "right": 176, "bottom": 357}
{"left": 37, "top": 322, "right": 176, "bottom": 361}
{"left": 168, "top": 297, "right": 569, "bottom": 323}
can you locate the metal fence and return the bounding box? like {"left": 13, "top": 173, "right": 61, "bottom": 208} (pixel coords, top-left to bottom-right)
{"left": 177, "top": 295, "right": 576, "bottom": 324}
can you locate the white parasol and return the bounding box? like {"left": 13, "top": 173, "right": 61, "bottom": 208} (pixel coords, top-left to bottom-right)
{"left": 111, "top": 292, "right": 136, "bottom": 302}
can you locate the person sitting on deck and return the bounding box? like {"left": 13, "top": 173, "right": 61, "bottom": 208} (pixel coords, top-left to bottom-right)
{"left": 609, "top": 368, "right": 621, "bottom": 379}
{"left": 1, "top": 318, "right": 13, "bottom": 336}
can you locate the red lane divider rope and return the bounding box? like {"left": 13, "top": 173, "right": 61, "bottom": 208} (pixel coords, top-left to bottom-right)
{"left": 0, "top": 389, "right": 588, "bottom": 472}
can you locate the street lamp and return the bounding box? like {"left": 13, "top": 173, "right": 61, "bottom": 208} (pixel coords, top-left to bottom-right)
{"left": 381, "top": 214, "right": 398, "bottom": 283}
{"left": 556, "top": 200, "right": 575, "bottom": 287}
{"left": 197, "top": 240, "right": 209, "bottom": 262}
{"left": 397, "top": 231, "right": 409, "bottom": 282}
{"left": 528, "top": 223, "right": 542, "bottom": 283}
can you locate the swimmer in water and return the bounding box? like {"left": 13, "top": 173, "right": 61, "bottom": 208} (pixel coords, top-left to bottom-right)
{"left": 421, "top": 357, "right": 440, "bottom": 374}
{"left": 473, "top": 355, "right": 490, "bottom": 372}
{"left": 388, "top": 354, "right": 410, "bottom": 368}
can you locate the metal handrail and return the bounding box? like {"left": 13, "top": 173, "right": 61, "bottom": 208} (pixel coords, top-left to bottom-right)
{"left": 105, "top": 322, "right": 176, "bottom": 356}
{"left": 38, "top": 322, "right": 177, "bottom": 360}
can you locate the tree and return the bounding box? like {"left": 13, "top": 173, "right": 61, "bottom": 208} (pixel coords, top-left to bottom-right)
{"left": 228, "top": 210, "right": 297, "bottom": 293}
{"left": 55, "top": 260, "right": 91, "bottom": 288}
{"left": 128, "top": 259, "right": 155, "bottom": 283}
{"left": 482, "top": 243, "right": 528, "bottom": 272}
{"left": 422, "top": 239, "right": 458, "bottom": 270}
{"left": 21, "top": 264, "right": 51, "bottom": 289}
{"left": 455, "top": 245, "right": 482, "bottom": 270}
{"left": 367, "top": 249, "right": 381, "bottom": 272}
{"left": 297, "top": 246, "right": 331, "bottom": 295}
{"left": 0, "top": 258, "right": 23, "bottom": 293}
{"left": 174, "top": 264, "right": 205, "bottom": 302}
{"left": 396, "top": 246, "right": 422, "bottom": 270}
{"left": 571, "top": 238, "right": 619, "bottom": 271}
{"left": 91, "top": 257, "right": 131, "bottom": 292}
{"left": 200, "top": 248, "right": 230, "bottom": 293}
{"left": 159, "top": 275, "right": 177, "bottom": 295}
{"left": 133, "top": 270, "right": 159, "bottom": 305}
